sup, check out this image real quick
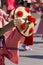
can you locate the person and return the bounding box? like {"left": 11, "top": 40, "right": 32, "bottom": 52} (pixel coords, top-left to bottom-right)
{"left": 12, "top": 0, "right": 36, "bottom": 50}
{"left": 40, "top": 1, "right": 43, "bottom": 13}
{"left": 34, "top": 1, "right": 43, "bottom": 35}
{"left": 0, "top": 3, "right": 8, "bottom": 64}
{"left": 1, "top": 0, "right": 6, "bottom": 9}
{"left": 0, "top": 5, "right": 14, "bottom": 64}
{"left": 36, "top": 0, "right": 43, "bottom": 36}
{"left": 6, "top": 0, "right": 17, "bottom": 14}
{"left": 30, "top": 0, "right": 41, "bottom": 14}
{"left": 0, "top": 1, "right": 24, "bottom": 63}
{"left": 0, "top": 9, "right": 22, "bottom": 64}
{"left": 0, "top": 16, "right": 5, "bottom": 65}
{"left": 36, "top": 14, "right": 43, "bottom": 37}
{"left": 0, "top": 9, "right": 8, "bottom": 20}
{"left": 0, "top": 15, "right": 10, "bottom": 65}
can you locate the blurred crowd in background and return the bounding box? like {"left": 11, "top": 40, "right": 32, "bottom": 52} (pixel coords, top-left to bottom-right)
{"left": 0, "top": 0, "right": 43, "bottom": 14}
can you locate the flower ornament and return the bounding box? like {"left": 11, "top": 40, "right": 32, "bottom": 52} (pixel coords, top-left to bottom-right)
{"left": 25, "top": 7, "right": 30, "bottom": 13}
{"left": 31, "top": 17, "right": 36, "bottom": 24}
{"left": 20, "top": 23, "right": 26, "bottom": 30}
{"left": 27, "top": 16, "right": 32, "bottom": 22}
{"left": 17, "top": 11, "right": 23, "bottom": 17}
{"left": 29, "top": 28, "right": 34, "bottom": 34}
{"left": 27, "top": 16, "right": 36, "bottom": 24}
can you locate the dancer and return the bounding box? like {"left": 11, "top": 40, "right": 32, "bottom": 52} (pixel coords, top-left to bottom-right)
{"left": 36, "top": 1, "right": 43, "bottom": 38}
{"left": 0, "top": 16, "right": 5, "bottom": 65}
{"left": 0, "top": 14, "right": 11, "bottom": 65}
{"left": 17, "top": 0, "right": 36, "bottom": 50}
{"left": 0, "top": 8, "right": 20, "bottom": 64}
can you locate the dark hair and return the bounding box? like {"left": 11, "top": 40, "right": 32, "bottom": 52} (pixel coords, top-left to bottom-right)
{"left": 41, "top": 14, "right": 43, "bottom": 19}
{"left": 27, "top": 3, "right": 31, "bottom": 8}
{"left": 17, "top": 0, "right": 27, "bottom": 7}
{"left": 17, "top": 0, "right": 24, "bottom": 6}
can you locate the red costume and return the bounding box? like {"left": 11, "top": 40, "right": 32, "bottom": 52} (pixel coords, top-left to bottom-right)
{"left": 14, "top": 6, "right": 36, "bottom": 50}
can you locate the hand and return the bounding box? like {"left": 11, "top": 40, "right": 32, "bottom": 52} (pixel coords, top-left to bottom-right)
{"left": 10, "top": 9, "right": 15, "bottom": 16}
{"left": 14, "top": 19, "right": 21, "bottom": 26}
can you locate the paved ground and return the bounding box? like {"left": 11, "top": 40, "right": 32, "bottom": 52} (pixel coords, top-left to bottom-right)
{"left": 5, "top": 43, "right": 43, "bottom": 65}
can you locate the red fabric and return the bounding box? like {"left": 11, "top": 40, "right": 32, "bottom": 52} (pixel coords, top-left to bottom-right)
{"left": 20, "top": 23, "right": 26, "bottom": 30}
{"left": 5, "top": 29, "right": 22, "bottom": 64}
{"left": 0, "top": 55, "right": 5, "bottom": 65}
{"left": 6, "top": 0, "right": 17, "bottom": 10}
{"left": 27, "top": 16, "right": 36, "bottom": 24}
{"left": 0, "top": 41, "right": 5, "bottom": 65}
{"left": 0, "top": 15, "right": 22, "bottom": 64}
{"left": 24, "top": 34, "right": 33, "bottom": 46}
{"left": 0, "top": 8, "right": 35, "bottom": 64}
